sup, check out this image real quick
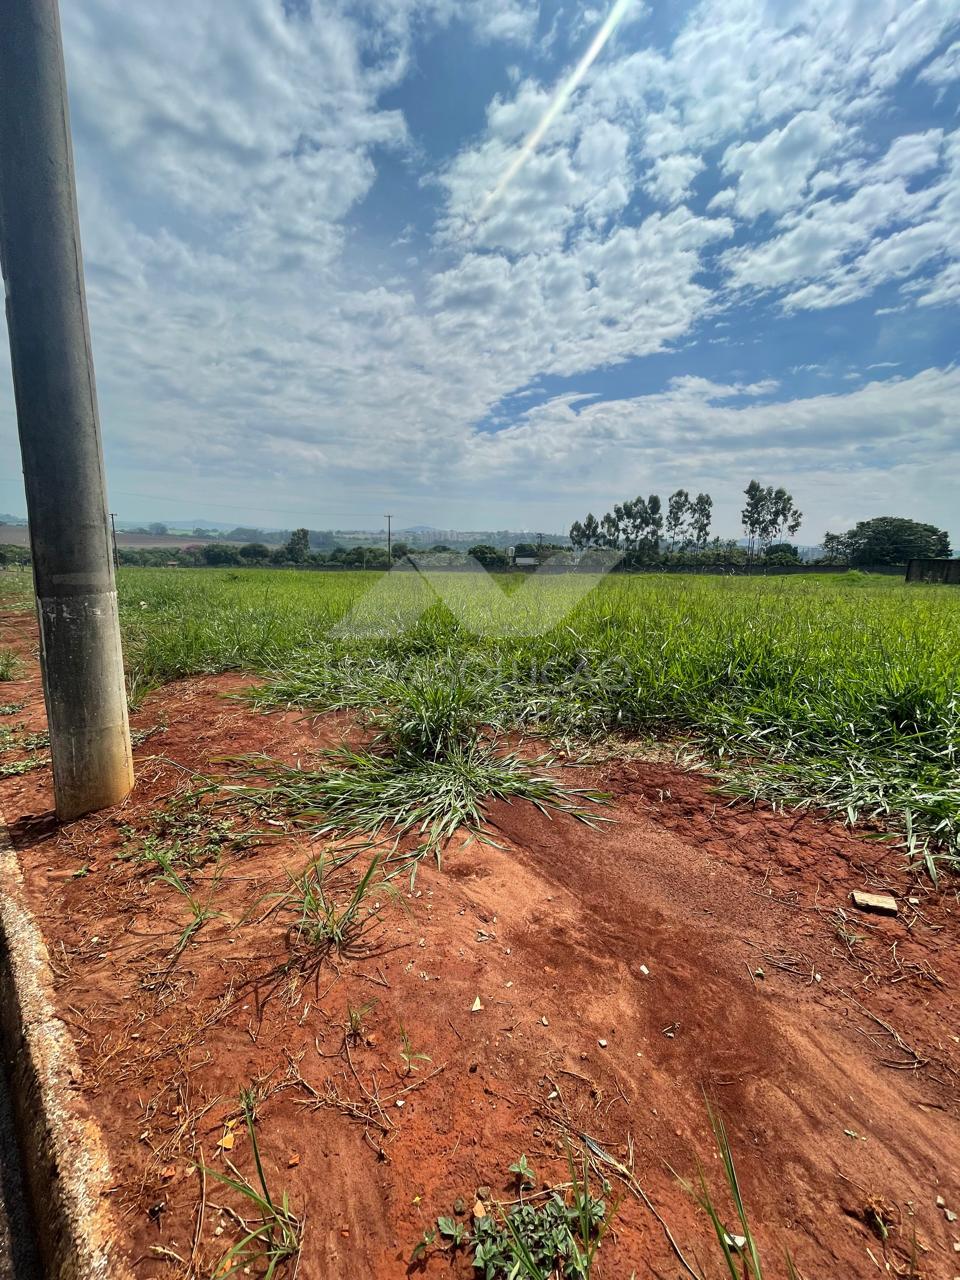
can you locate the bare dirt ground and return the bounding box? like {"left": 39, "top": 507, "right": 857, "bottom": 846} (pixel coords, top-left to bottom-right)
{"left": 1, "top": 610, "right": 958, "bottom": 1279}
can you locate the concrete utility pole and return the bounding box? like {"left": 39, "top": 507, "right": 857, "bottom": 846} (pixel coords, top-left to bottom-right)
{"left": 0, "top": 0, "right": 134, "bottom": 820}
{"left": 384, "top": 514, "right": 393, "bottom": 566}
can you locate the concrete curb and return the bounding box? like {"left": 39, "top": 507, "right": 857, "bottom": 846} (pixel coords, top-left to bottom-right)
{"left": 0, "top": 810, "right": 132, "bottom": 1279}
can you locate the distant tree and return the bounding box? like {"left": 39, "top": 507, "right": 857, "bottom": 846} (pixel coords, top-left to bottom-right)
{"left": 618, "top": 494, "right": 662, "bottom": 560}
{"left": 429, "top": 544, "right": 451, "bottom": 553}
{"left": 284, "top": 527, "right": 310, "bottom": 563}
{"left": 829, "top": 517, "right": 951, "bottom": 566}
{"left": 579, "top": 514, "right": 602, "bottom": 548}
{"left": 0, "top": 544, "right": 29, "bottom": 567}
{"left": 238, "top": 542, "right": 271, "bottom": 563}
{"left": 572, "top": 498, "right": 662, "bottom": 560}
{"left": 512, "top": 541, "right": 564, "bottom": 561}
{"left": 332, "top": 544, "right": 387, "bottom": 568}
{"left": 768, "top": 487, "right": 803, "bottom": 543}
{"left": 468, "top": 543, "right": 509, "bottom": 569}
{"left": 226, "top": 527, "right": 267, "bottom": 543}
{"left": 742, "top": 480, "right": 802, "bottom": 562}
{"left": 599, "top": 512, "right": 620, "bottom": 549}
{"left": 193, "top": 527, "right": 209, "bottom": 538}
{"left": 741, "top": 480, "right": 766, "bottom": 562}
{"left": 147, "top": 522, "right": 168, "bottom": 536}
{"left": 763, "top": 542, "right": 800, "bottom": 565}
{"left": 201, "top": 543, "right": 241, "bottom": 566}
{"left": 309, "top": 530, "right": 338, "bottom": 550}
{"left": 666, "top": 489, "right": 691, "bottom": 552}
{"left": 820, "top": 532, "right": 848, "bottom": 564}
{"left": 689, "top": 493, "right": 713, "bottom": 549}
{"left": 569, "top": 514, "right": 600, "bottom": 550}
{"left": 391, "top": 539, "right": 411, "bottom": 561}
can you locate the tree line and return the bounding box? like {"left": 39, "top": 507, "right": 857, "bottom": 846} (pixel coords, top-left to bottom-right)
{"left": 570, "top": 481, "right": 803, "bottom": 565}
{"left": 7, "top": 500, "right": 950, "bottom": 574}
{"left": 570, "top": 490, "right": 713, "bottom": 558}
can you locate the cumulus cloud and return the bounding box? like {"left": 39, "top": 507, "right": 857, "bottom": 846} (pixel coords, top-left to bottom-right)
{"left": 721, "top": 111, "right": 849, "bottom": 219}
{"left": 919, "top": 38, "right": 960, "bottom": 86}
{"left": 467, "top": 368, "right": 960, "bottom": 520}
{"left": 721, "top": 129, "right": 957, "bottom": 307}
{"left": 0, "top": 0, "right": 957, "bottom": 540}
{"left": 645, "top": 152, "right": 704, "bottom": 205}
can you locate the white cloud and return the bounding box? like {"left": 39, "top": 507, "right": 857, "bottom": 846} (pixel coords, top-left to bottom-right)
{"left": 919, "top": 38, "right": 960, "bottom": 85}
{"left": 466, "top": 367, "right": 960, "bottom": 527}
{"left": 721, "top": 111, "right": 848, "bottom": 219}
{"left": 645, "top": 152, "right": 704, "bottom": 205}
{"left": 428, "top": 206, "right": 733, "bottom": 381}
{"left": 910, "top": 259, "right": 960, "bottom": 306}
{"left": 721, "top": 128, "right": 957, "bottom": 306}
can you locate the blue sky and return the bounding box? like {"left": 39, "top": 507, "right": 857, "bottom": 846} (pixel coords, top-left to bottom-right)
{"left": 1, "top": 0, "right": 958, "bottom": 542}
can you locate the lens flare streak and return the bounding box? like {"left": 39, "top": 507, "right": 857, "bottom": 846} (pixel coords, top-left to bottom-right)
{"left": 477, "top": 0, "right": 635, "bottom": 221}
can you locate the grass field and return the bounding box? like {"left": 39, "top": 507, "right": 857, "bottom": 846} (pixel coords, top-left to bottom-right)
{"left": 2, "top": 565, "right": 958, "bottom": 870}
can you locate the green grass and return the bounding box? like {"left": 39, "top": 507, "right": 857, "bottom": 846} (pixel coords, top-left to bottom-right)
{"left": 678, "top": 1101, "right": 801, "bottom": 1280}
{"left": 233, "top": 742, "right": 607, "bottom": 860}
{"left": 2, "top": 565, "right": 958, "bottom": 867}
{"left": 228, "top": 660, "right": 609, "bottom": 862}
{"left": 412, "top": 1149, "right": 613, "bottom": 1278}
{"left": 205, "top": 1090, "right": 302, "bottom": 1278}
{"left": 0, "top": 647, "right": 19, "bottom": 681}
{"left": 277, "top": 850, "right": 386, "bottom": 953}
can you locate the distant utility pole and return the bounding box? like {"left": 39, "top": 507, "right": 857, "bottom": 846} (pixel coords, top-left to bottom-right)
{"left": 384, "top": 514, "right": 393, "bottom": 566}
{"left": 0, "top": 0, "right": 134, "bottom": 820}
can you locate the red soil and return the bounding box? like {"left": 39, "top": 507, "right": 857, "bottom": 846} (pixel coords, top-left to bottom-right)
{"left": 1, "top": 610, "right": 958, "bottom": 1279}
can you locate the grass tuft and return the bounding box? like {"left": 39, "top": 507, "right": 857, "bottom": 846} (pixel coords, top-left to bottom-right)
{"left": 235, "top": 741, "right": 607, "bottom": 857}
{"left": 205, "top": 1091, "right": 301, "bottom": 1278}
{"left": 280, "top": 850, "right": 386, "bottom": 953}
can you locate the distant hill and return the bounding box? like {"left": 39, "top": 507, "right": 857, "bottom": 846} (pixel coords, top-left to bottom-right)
{"left": 1, "top": 514, "right": 579, "bottom": 552}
